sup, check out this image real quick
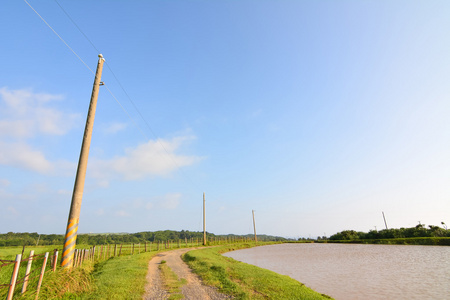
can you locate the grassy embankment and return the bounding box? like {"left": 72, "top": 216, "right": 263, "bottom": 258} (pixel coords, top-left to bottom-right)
{"left": 183, "top": 243, "right": 333, "bottom": 299}
{"left": 318, "top": 237, "right": 450, "bottom": 246}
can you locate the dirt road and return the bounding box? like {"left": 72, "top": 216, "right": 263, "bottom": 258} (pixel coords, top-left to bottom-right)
{"left": 143, "top": 248, "right": 232, "bottom": 300}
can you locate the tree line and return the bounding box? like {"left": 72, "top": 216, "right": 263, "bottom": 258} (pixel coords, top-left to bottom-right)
{"left": 0, "top": 230, "right": 286, "bottom": 247}
{"left": 329, "top": 223, "right": 449, "bottom": 240}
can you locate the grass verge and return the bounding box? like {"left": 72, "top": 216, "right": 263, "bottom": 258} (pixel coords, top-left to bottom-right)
{"left": 78, "top": 251, "right": 155, "bottom": 299}
{"left": 159, "top": 260, "right": 187, "bottom": 300}
{"left": 182, "top": 243, "right": 333, "bottom": 299}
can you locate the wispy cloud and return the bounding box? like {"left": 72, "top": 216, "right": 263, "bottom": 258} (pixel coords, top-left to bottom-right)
{"left": 89, "top": 136, "right": 203, "bottom": 182}
{"left": 0, "top": 87, "right": 80, "bottom": 137}
{"left": 0, "top": 87, "right": 78, "bottom": 174}
{"left": 115, "top": 210, "right": 131, "bottom": 217}
{"left": 159, "top": 193, "right": 181, "bottom": 210}
{"left": 0, "top": 178, "right": 10, "bottom": 188}
{"left": 249, "top": 108, "right": 263, "bottom": 119}
{"left": 0, "top": 141, "right": 54, "bottom": 173}
{"left": 101, "top": 122, "right": 128, "bottom": 134}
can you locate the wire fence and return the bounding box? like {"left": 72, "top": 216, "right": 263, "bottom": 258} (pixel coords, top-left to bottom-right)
{"left": 1, "top": 236, "right": 254, "bottom": 299}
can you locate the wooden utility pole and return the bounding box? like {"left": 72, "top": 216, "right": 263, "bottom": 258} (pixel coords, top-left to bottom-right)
{"left": 252, "top": 210, "right": 257, "bottom": 243}
{"left": 61, "top": 54, "right": 105, "bottom": 268}
{"left": 203, "top": 192, "right": 206, "bottom": 245}
{"left": 382, "top": 211, "right": 388, "bottom": 230}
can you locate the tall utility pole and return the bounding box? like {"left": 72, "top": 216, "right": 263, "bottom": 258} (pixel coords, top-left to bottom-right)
{"left": 382, "top": 211, "right": 388, "bottom": 230}
{"left": 203, "top": 192, "right": 206, "bottom": 245}
{"left": 252, "top": 210, "right": 257, "bottom": 243}
{"left": 61, "top": 54, "right": 105, "bottom": 268}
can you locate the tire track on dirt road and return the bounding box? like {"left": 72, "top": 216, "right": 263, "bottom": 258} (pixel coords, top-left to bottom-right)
{"left": 143, "top": 248, "right": 233, "bottom": 300}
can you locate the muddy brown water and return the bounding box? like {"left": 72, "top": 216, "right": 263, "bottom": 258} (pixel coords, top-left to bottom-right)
{"left": 224, "top": 243, "right": 450, "bottom": 300}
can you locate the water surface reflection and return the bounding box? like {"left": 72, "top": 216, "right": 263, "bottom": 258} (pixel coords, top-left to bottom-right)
{"left": 225, "top": 243, "right": 450, "bottom": 299}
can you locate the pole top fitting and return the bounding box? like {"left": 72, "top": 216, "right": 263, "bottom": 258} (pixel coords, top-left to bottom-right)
{"left": 98, "top": 54, "right": 103, "bottom": 58}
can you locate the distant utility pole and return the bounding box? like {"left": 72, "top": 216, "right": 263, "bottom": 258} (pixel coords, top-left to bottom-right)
{"left": 252, "top": 210, "right": 257, "bottom": 243}
{"left": 203, "top": 192, "right": 206, "bottom": 246}
{"left": 382, "top": 211, "right": 388, "bottom": 230}
{"left": 61, "top": 54, "right": 105, "bottom": 269}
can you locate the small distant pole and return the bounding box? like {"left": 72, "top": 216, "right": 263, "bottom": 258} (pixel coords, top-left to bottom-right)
{"left": 382, "top": 211, "right": 388, "bottom": 230}
{"left": 203, "top": 192, "right": 206, "bottom": 245}
{"left": 252, "top": 210, "right": 257, "bottom": 243}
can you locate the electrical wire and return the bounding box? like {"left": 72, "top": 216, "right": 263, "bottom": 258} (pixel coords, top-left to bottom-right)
{"left": 23, "top": 0, "right": 94, "bottom": 75}
{"left": 25, "top": 0, "right": 200, "bottom": 190}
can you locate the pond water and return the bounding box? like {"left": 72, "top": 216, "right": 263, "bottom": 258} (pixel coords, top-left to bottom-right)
{"left": 224, "top": 243, "right": 450, "bottom": 299}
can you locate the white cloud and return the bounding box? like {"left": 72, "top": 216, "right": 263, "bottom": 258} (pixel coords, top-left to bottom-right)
{"left": 115, "top": 210, "right": 130, "bottom": 217}
{"left": 89, "top": 136, "right": 203, "bottom": 181}
{"left": 57, "top": 189, "right": 71, "bottom": 195}
{"left": 0, "top": 87, "right": 78, "bottom": 174}
{"left": 101, "top": 122, "right": 128, "bottom": 134}
{"left": 0, "top": 87, "right": 79, "bottom": 137}
{"left": 0, "top": 141, "right": 76, "bottom": 175}
{"left": 159, "top": 193, "right": 181, "bottom": 210}
{"left": 0, "top": 141, "right": 53, "bottom": 173}
{"left": 7, "top": 206, "right": 18, "bottom": 216}
{"left": 0, "top": 179, "right": 10, "bottom": 188}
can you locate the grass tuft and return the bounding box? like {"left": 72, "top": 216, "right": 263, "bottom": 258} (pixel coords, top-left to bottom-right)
{"left": 159, "top": 261, "right": 187, "bottom": 300}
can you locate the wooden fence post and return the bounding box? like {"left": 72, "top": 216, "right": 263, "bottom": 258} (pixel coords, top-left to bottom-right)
{"left": 21, "top": 250, "right": 34, "bottom": 294}
{"left": 6, "top": 254, "right": 22, "bottom": 300}
{"left": 119, "top": 244, "right": 123, "bottom": 256}
{"left": 80, "top": 250, "right": 84, "bottom": 266}
{"left": 73, "top": 249, "right": 78, "bottom": 267}
{"left": 35, "top": 252, "right": 49, "bottom": 300}
{"left": 145, "top": 242, "right": 147, "bottom": 252}
{"left": 52, "top": 250, "right": 58, "bottom": 271}
{"left": 114, "top": 244, "right": 117, "bottom": 256}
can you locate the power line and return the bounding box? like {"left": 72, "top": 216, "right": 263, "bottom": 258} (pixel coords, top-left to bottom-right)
{"left": 54, "top": 0, "right": 101, "bottom": 54}
{"left": 25, "top": 0, "right": 200, "bottom": 190}
{"left": 52, "top": 0, "right": 201, "bottom": 190}
{"left": 23, "top": 0, "right": 94, "bottom": 75}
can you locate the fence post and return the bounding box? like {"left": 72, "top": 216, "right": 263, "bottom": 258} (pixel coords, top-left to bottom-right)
{"left": 6, "top": 254, "right": 22, "bottom": 300}
{"left": 73, "top": 249, "right": 78, "bottom": 267}
{"left": 145, "top": 242, "right": 147, "bottom": 252}
{"left": 22, "top": 250, "right": 34, "bottom": 294}
{"left": 132, "top": 243, "right": 134, "bottom": 255}
{"left": 52, "top": 250, "right": 58, "bottom": 271}
{"left": 114, "top": 244, "right": 117, "bottom": 256}
{"left": 35, "top": 252, "right": 49, "bottom": 300}
{"left": 119, "top": 244, "right": 123, "bottom": 256}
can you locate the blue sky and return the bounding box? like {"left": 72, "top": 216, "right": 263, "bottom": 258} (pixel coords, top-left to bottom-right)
{"left": 1, "top": 0, "right": 449, "bottom": 238}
